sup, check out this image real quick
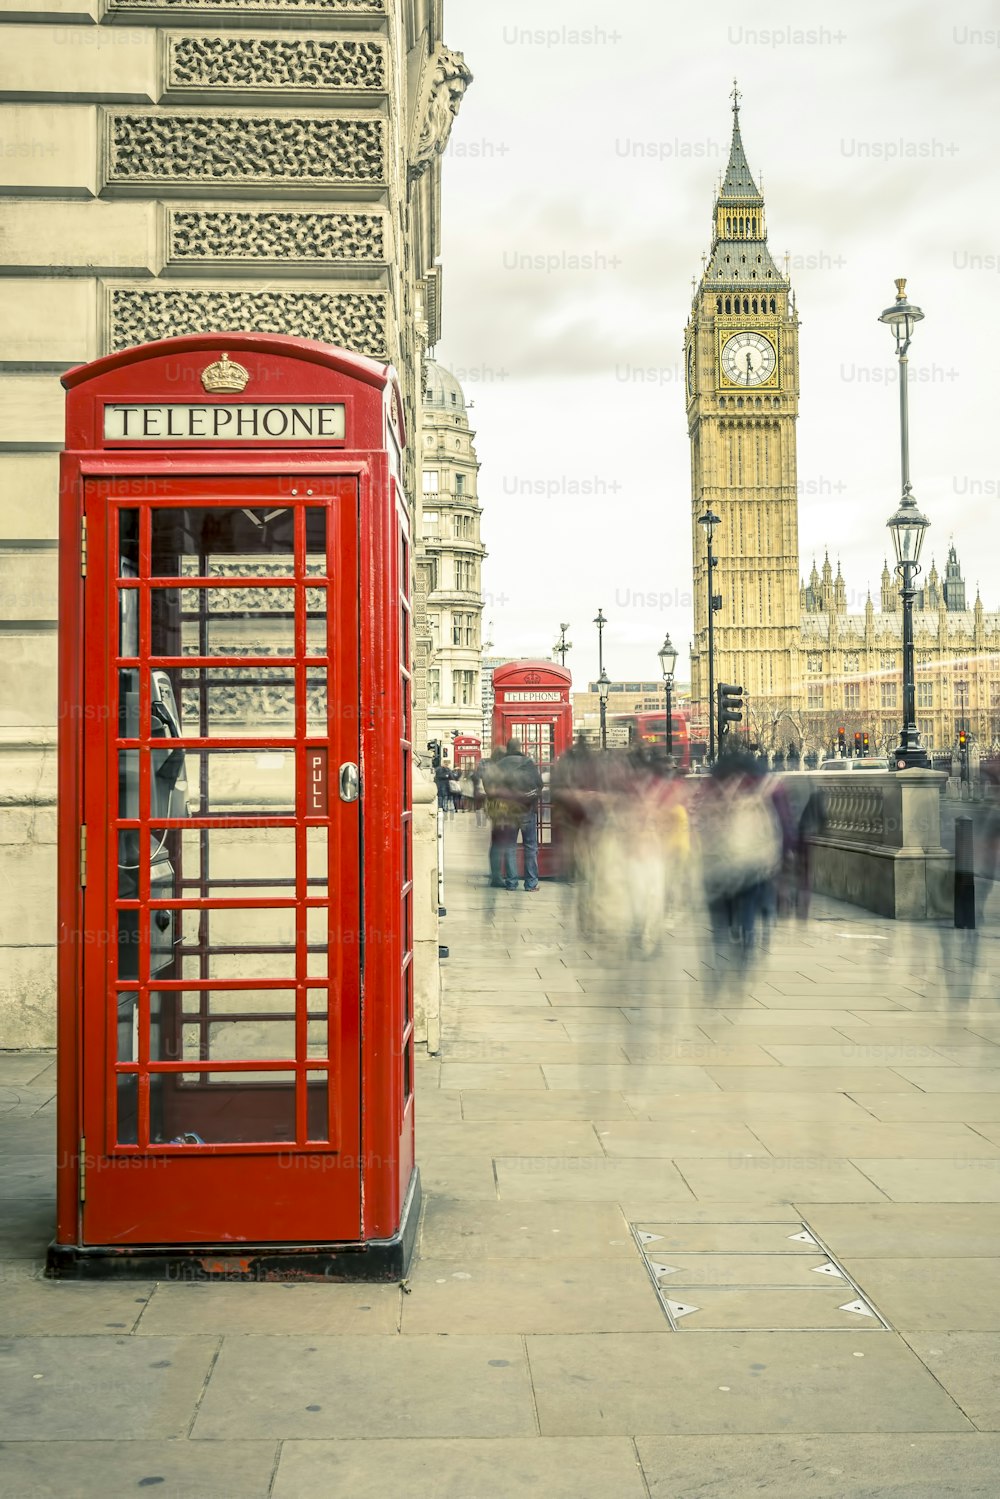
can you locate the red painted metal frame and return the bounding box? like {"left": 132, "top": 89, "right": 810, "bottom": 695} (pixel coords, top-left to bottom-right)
{"left": 56, "top": 335, "right": 413, "bottom": 1252}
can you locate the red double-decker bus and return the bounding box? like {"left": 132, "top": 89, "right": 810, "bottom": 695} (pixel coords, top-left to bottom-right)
{"left": 607, "top": 709, "right": 691, "bottom": 769}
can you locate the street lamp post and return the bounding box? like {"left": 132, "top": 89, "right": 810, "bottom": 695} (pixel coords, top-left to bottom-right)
{"left": 880, "top": 278, "right": 930, "bottom": 771}
{"left": 593, "top": 608, "right": 606, "bottom": 676}
{"left": 554, "top": 622, "right": 571, "bottom": 667}
{"left": 658, "top": 633, "right": 678, "bottom": 759}
{"left": 697, "top": 510, "right": 722, "bottom": 765}
{"left": 597, "top": 668, "right": 611, "bottom": 752}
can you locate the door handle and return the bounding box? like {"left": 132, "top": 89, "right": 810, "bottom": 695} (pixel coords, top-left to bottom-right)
{"left": 339, "top": 762, "right": 360, "bottom": 802}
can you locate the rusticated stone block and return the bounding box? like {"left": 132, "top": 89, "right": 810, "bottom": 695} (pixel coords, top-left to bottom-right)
{"left": 106, "top": 285, "right": 388, "bottom": 357}
{"left": 105, "top": 110, "right": 384, "bottom": 187}
{"left": 167, "top": 207, "right": 386, "bottom": 263}
{"left": 166, "top": 34, "right": 386, "bottom": 92}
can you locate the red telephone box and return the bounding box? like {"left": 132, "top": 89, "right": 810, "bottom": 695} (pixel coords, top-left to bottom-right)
{"left": 452, "top": 735, "right": 481, "bottom": 775}
{"left": 491, "top": 661, "right": 573, "bottom": 878}
{"left": 50, "top": 334, "right": 417, "bottom": 1279}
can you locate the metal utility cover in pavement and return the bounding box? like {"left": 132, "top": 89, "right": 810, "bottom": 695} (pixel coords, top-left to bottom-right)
{"left": 631, "top": 1220, "right": 889, "bottom": 1332}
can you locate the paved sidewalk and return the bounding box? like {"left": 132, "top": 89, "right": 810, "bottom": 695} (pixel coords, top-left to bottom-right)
{"left": 3, "top": 816, "right": 1000, "bottom": 1496}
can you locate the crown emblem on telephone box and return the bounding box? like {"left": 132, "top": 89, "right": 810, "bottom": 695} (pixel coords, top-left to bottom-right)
{"left": 201, "top": 353, "right": 251, "bottom": 394}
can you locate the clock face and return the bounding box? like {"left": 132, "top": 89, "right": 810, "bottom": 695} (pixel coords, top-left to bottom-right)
{"left": 721, "top": 331, "right": 776, "bottom": 387}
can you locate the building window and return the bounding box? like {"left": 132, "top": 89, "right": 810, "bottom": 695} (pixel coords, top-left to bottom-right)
{"left": 844, "top": 682, "right": 860, "bottom": 709}
{"left": 422, "top": 469, "right": 439, "bottom": 493}
{"left": 455, "top": 473, "right": 466, "bottom": 496}
{"left": 991, "top": 682, "right": 1000, "bottom": 709}
{"left": 807, "top": 684, "right": 824, "bottom": 710}
{"left": 421, "top": 510, "right": 439, "bottom": 535}
{"left": 806, "top": 654, "right": 822, "bottom": 673}
{"left": 428, "top": 669, "right": 440, "bottom": 705}
{"left": 454, "top": 670, "right": 476, "bottom": 706}
{"left": 880, "top": 681, "right": 898, "bottom": 709}
{"left": 455, "top": 558, "right": 475, "bottom": 591}
{"left": 844, "top": 653, "right": 859, "bottom": 673}
{"left": 916, "top": 680, "right": 933, "bottom": 708}
{"left": 453, "top": 512, "right": 474, "bottom": 539}
{"left": 880, "top": 653, "right": 897, "bottom": 672}
{"left": 954, "top": 680, "right": 969, "bottom": 708}
{"left": 428, "top": 613, "right": 440, "bottom": 649}
{"left": 918, "top": 718, "right": 934, "bottom": 748}
{"left": 451, "top": 612, "right": 475, "bottom": 647}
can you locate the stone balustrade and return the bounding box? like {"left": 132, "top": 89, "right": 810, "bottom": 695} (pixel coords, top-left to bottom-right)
{"left": 805, "top": 768, "right": 952, "bottom": 919}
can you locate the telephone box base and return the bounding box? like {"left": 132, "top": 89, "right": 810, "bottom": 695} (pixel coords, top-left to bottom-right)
{"left": 45, "top": 1169, "right": 421, "bottom": 1283}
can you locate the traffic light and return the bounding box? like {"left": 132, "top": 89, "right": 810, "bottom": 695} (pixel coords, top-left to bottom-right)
{"left": 838, "top": 726, "right": 846, "bottom": 754}
{"left": 717, "top": 683, "right": 744, "bottom": 744}
{"left": 862, "top": 732, "right": 870, "bottom": 755}
{"left": 426, "top": 738, "right": 442, "bottom": 768}
{"left": 854, "top": 731, "right": 862, "bottom": 757}
{"left": 958, "top": 729, "right": 968, "bottom": 753}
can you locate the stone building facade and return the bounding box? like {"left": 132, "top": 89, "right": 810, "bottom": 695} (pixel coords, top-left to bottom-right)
{"left": 0, "top": 0, "right": 469, "bottom": 1044}
{"left": 419, "top": 360, "right": 486, "bottom": 746}
{"left": 798, "top": 547, "right": 1000, "bottom": 757}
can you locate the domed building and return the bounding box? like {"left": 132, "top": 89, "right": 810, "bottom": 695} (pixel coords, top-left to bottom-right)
{"left": 418, "top": 360, "right": 487, "bottom": 746}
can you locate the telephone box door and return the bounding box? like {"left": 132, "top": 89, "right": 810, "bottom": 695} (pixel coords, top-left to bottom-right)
{"left": 80, "top": 474, "right": 361, "bottom": 1245}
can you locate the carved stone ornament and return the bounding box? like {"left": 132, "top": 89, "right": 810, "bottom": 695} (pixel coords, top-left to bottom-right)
{"left": 201, "top": 352, "right": 250, "bottom": 393}
{"left": 106, "top": 112, "right": 384, "bottom": 187}
{"left": 409, "top": 46, "right": 473, "bottom": 181}
{"left": 166, "top": 35, "right": 386, "bottom": 93}
{"left": 108, "top": 286, "right": 388, "bottom": 358}
{"left": 168, "top": 209, "right": 385, "bottom": 263}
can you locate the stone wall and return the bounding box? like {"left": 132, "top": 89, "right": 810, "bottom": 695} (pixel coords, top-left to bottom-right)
{"left": 0, "top": 0, "right": 468, "bottom": 1046}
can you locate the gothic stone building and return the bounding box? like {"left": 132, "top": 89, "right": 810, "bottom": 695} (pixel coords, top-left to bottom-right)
{"left": 686, "top": 98, "right": 999, "bottom": 759}
{"left": 0, "top": 0, "right": 469, "bottom": 1045}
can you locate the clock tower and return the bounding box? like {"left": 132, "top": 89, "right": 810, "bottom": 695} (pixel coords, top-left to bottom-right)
{"left": 685, "top": 89, "right": 801, "bottom": 742}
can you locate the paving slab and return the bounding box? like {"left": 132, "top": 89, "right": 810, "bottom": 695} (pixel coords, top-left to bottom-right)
{"left": 417, "top": 1122, "right": 604, "bottom": 1157}
{"left": 835, "top": 1024, "right": 998, "bottom": 1045}
{"left": 401, "top": 1257, "right": 666, "bottom": 1335}
{"left": 415, "top": 1089, "right": 463, "bottom": 1121}
{"left": 0, "top": 1440, "right": 278, "bottom": 1499}
{"left": 751, "top": 1121, "right": 1000, "bottom": 1159}
{"left": 650, "top": 1285, "right": 884, "bottom": 1331}
{"left": 272, "top": 1436, "right": 648, "bottom": 1499}
{"left": 494, "top": 1157, "right": 694, "bottom": 1204}
{"left": 901, "top": 1332, "right": 1000, "bottom": 1430}
{"left": 675, "top": 1157, "right": 887, "bottom": 1204}
{"left": 526, "top": 1330, "right": 971, "bottom": 1434}
{"left": 540, "top": 1064, "right": 721, "bottom": 1091}
{"left": 706, "top": 1067, "right": 921, "bottom": 1092}
{"left": 0, "top": 1336, "right": 217, "bottom": 1440}
{"left": 0, "top": 1055, "right": 55, "bottom": 1084}
{"left": 641, "top": 1252, "right": 857, "bottom": 1288}
{"left": 458, "top": 1090, "right": 636, "bottom": 1122}
{"left": 418, "top": 1199, "right": 634, "bottom": 1260}
{"left": 0, "top": 1196, "right": 53, "bottom": 1257}
{"left": 439, "top": 1064, "right": 547, "bottom": 1089}
{"left": 192, "top": 1335, "right": 535, "bottom": 1439}
{"left": 416, "top": 1155, "right": 499, "bottom": 1200}
{"left": 852, "top": 1158, "right": 1000, "bottom": 1202}
{"left": 839, "top": 1258, "right": 1000, "bottom": 1331}
{"left": 0, "top": 1281, "right": 151, "bottom": 1336}
{"left": 595, "top": 1120, "right": 769, "bottom": 1157}
{"left": 635, "top": 1433, "right": 1000, "bottom": 1498}
{"left": 721, "top": 1009, "right": 891, "bottom": 1026}
{"left": 802, "top": 1203, "right": 1000, "bottom": 1258}
{"left": 136, "top": 1283, "right": 400, "bottom": 1336}
{"left": 443, "top": 1040, "right": 628, "bottom": 1064}
{"left": 623, "top": 1090, "right": 873, "bottom": 1121}
{"left": 620, "top": 1041, "right": 779, "bottom": 1065}
{"left": 849, "top": 1092, "right": 1000, "bottom": 1122}
{"left": 762, "top": 1043, "right": 959, "bottom": 1067}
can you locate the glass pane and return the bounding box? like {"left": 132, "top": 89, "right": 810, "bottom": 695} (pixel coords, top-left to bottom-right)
{"left": 172, "top": 666, "right": 328, "bottom": 739}
{"left": 151, "top": 585, "right": 296, "bottom": 659}
{"left": 179, "top": 948, "right": 296, "bottom": 982}
{"left": 306, "top": 587, "right": 327, "bottom": 657}
{"left": 184, "top": 748, "right": 296, "bottom": 817}
{"left": 150, "top": 507, "right": 295, "bottom": 577}
{"left": 116, "top": 1070, "right": 139, "bottom": 1146}
{"left": 174, "top": 825, "right": 297, "bottom": 896}
{"left": 118, "top": 592, "right": 139, "bottom": 658}
{"left": 150, "top": 1070, "right": 298, "bottom": 1145}
{"left": 118, "top": 508, "right": 140, "bottom": 579}
{"left": 181, "top": 1018, "right": 296, "bottom": 1063}
{"left": 118, "top": 750, "right": 139, "bottom": 818}
{"left": 305, "top": 508, "right": 327, "bottom": 576}
{"left": 307, "top": 989, "right": 328, "bottom": 1058}
{"left": 307, "top": 1073, "right": 329, "bottom": 1141}
{"left": 306, "top": 827, "right": 328, "bottom": 895}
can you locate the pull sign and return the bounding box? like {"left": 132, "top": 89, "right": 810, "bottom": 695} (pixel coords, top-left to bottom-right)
{"left": 306, "top": 750, "right": 328, "bottom": 815}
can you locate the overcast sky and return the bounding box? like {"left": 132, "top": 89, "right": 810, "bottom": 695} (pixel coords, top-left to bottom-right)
{"left": 435, "top": 0, "right": 998, "bottom": 686}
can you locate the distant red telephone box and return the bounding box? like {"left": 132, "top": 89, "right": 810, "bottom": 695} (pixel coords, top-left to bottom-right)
{"left": 50, "top": 334, "right": 417, "bottom": 1279}
{"left": 452, "top": 735, "right": 481, "bottom": 774}
{"left": 491, "top": 661, "right": 573, "bottom": 878}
